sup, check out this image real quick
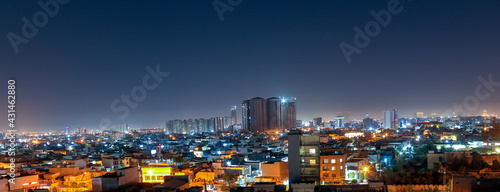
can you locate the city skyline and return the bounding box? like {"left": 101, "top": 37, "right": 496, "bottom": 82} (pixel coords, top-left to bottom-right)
{"left": 1, "top": 1, "right": 500, "bottom": 131}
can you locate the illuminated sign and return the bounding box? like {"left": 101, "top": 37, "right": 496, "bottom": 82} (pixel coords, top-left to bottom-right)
{"left": 141, "top": 167, "right": 185, "bottom": 183}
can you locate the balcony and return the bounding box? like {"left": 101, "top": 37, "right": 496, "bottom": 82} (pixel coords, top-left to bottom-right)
{"left": 300, "top": 163, "right": 319, "bottom": 167}
{"left": 301, "top": 142, "right": 320, "bottom": 146}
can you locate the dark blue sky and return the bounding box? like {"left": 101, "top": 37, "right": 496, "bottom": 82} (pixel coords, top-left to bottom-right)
{"left": 1, "top": 0, "right": 500, "bottom": 131}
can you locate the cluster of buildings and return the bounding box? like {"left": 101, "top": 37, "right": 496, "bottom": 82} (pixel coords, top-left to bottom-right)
{"left": 166, "top": 107, "right": 238, "bottom": 134}
{"left": 241, "top": 97, "right": 296, "bottom": 132}
{"left": 2, "top": 97, "right": 500, "bottom": 192}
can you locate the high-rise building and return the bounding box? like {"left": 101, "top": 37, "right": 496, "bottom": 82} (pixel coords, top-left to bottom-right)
{"left": 416, "top": 112, "right": 424, "bottom": 118}
{"left": 242, "top": 97, "right": 267, "bottom": 132}
{"left": 231, "top": 106, "right": 237, "bottom": 125}
{"left": 281, "top": 97, "right": 297, "bottom": 131}
{"left": 64, "top": 126, "right": 70, "bottom": 135}
{"left": 484, "top": 108, "right": 488, "bottom": 117}
{"left": 241, "top": 100, "right": 250, "bottom": 131}
{"left": 336, "top": 111, "right": 351, "bottom": 123}
{"left": 313, "top": 117, "right": 322, "bottom": 127}
{"left": 383, "top": 109, "right": 398, "bottom": 129}
{"left": 288, "top": 130, "right": 320, "bottom": 185}
{"left": 362, "top": 117, "right": 374, "bottom": 130}
{"left": 267, "top": 97, "right": 282, "bottom": 130}
{"left": 241, "top": 97, "right": 297, "bottom": 132}
{"left": 334, "top": 116, "right": 345, "bottom": 128}
{"left": 214, "top": 117, "right": 224, "bottom": 132}
{"left": 119, "top": 123, "right": 128, "bottom": 133}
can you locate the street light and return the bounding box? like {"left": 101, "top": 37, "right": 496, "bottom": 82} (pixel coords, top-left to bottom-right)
{"left": 363, "top": 167, "right": 369, "bottom": 183}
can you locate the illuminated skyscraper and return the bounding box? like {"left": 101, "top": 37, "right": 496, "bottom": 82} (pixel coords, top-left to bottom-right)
{"left": 416, "top": 112, "right": 424, "bottom": 118}
{"left": 484, "top": 108, "right": 488, "bottom": 117}
{"left": 64, "top": 126, "right": 69, "bottom": 135}
{"left": 119, "top": 123, "right": 128, "bottom": 133}
{"left": 241, "top": 100, "right": 250, "bottom": 131}
{"left": 383, "top": 109, "right": 398, "bottom": 129}
{"left": 313, "top": 117, "right": 322, "bottom": 127}
{"left": 231, "top": 106, "right": 237, "bottom": 125}
{"left": 334, "top": 116, "right": 345, "bottom": 128}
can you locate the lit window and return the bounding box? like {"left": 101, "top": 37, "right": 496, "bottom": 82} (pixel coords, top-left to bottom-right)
{"left": 309, "top": 148, "right": 316, "bottom": 154}
{"left": 324, "top": 159, "right": 329, "bottom": 164}
{"left": 332, "top": 159, "right": 336, "bottom": 164}
{"left": 323, "top": 166, "right": 329, "bottom": 170}
{"left": 310, "top": 159, "right": 316, "bottom": 165}
{"left": 340, "top": 166, "right": 343, "bottom": 170}
{"left": 332, "top": 166, "right": 336, "bottom": 171}
{"left": 340, "top": 158, "right": 343, "bottom": 163}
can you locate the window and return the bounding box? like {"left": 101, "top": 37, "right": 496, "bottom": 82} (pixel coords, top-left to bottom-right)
{"left": 302, "top": 159, "right": 305, "bottom": 162}
{"left": 310, "top": 159, "right": 316, "bottom": 165}
{"left": 324, "top": 159, "right": 329, "bottom": 164}
{"left": 340, "top": 166, "right": 343, "bottom": 170}
{"left": 332, "top": 174, "right": 336, "bottom": 177}
{"left": 332, "top": 159, "right": 336, "bottom": 164}
{"left": 323, "top": 166, "right": 329, "bottom": 170}
{"left": 340, "top": 158, "right": 343, "bottom": 163}
{"left": 309, "top": 148, "right": 316, "bottom": 154}
{"left": 332, "top": 166, "right": 336, "bottom": 171}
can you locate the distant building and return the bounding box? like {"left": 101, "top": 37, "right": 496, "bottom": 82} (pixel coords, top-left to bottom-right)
{"left": 362, "top": 117, "right": 375, "bottom": 130}
{"left": 231, "top": 106, "right": 237, "bottom": 125}
{"left": 119, "top": 123, "right": 128, "bottom": 133}
{"left": 64, "top": 126, "right": 70, "bottom": 135}
{"left": 383, "top": 109, "right": 398, "bottom": 129}
{"left": 416, "top": 112, "right": 424, "bottom": 118}
{"left": 313, "top": 117, "right": 322, "bottom": 127}
{"left": 281, "top": 97, "right": 297, "bottom": 131}
{"left": 242, "top": 97, "right": 296, "bottom": 132}
{"left": 334, "top": 116, "right": 345, "bottom": 128}
{"left": 267, "top": 97, "right": 282, "bottom": 131}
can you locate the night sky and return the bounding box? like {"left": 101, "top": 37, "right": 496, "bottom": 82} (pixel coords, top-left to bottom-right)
{"left": 1, "top": 0, "right": 500, "bottom": 131}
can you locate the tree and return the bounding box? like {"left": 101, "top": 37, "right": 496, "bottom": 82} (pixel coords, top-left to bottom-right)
{"left": 221, "top": 173, "right": 237, "bottom": 191}
{"left": 163, "top": 152, "right": 175, "bottom": 159}
{"left": 174, "top": 156, "right": 188, "bottom": 163}
{"left": 350, "top": 179, "right": 358, "bottom": 185}
{"left": 492, "top": 159, "right": 500, "bottom": 171}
